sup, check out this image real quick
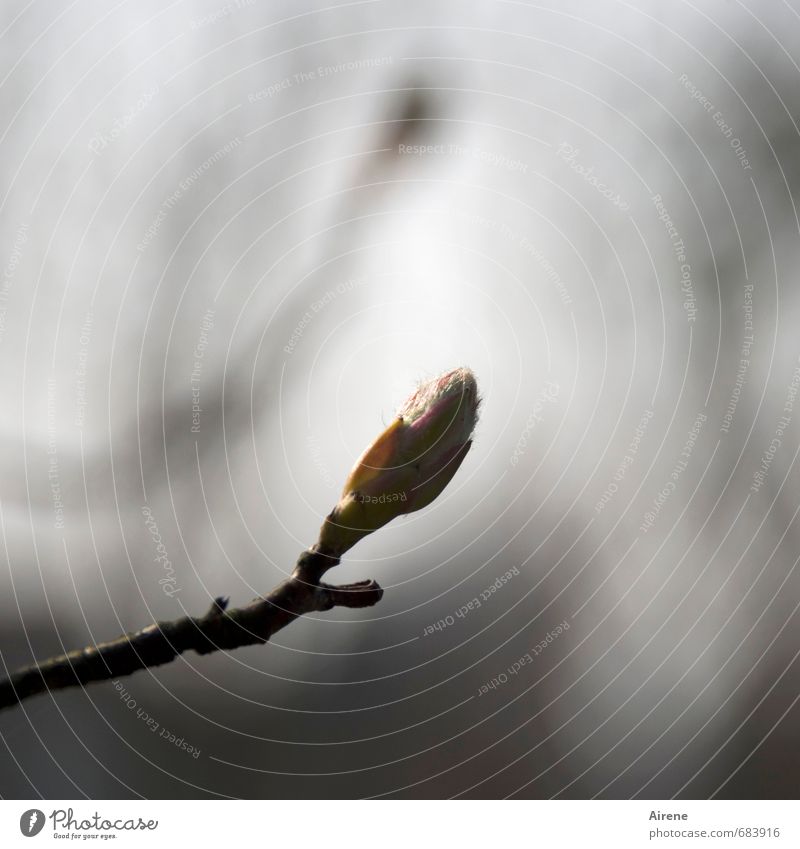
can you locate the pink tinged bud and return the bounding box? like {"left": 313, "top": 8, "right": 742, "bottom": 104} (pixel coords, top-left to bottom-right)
{"left": 318, "top": 368, "right": 480, "bottom": 557}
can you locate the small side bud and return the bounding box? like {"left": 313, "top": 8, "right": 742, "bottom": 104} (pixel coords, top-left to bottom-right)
{"left": 318, "top": 367, "right": 480, "bottom": 557}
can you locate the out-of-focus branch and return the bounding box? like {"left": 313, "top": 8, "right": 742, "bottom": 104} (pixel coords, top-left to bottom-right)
{"left": 0, "top": 547, "right": 382, "bottom": 712}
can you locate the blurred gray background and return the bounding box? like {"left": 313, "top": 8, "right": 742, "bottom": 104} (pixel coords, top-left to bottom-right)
{"left": 1, "top": 0, "right": 799, "bottom": 799}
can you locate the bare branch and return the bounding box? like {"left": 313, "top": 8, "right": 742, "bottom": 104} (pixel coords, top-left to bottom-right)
{"left": 0, "top": 546, "right": 382, "bottom": 712}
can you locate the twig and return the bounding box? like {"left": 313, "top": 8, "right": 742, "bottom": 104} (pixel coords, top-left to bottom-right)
{"left": 0, "top": 546, "right": 382, "bottom": 712}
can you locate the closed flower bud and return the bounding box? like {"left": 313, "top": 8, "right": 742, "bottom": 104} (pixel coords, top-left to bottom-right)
{"left": 318, "top": 367, "right": 480, "bottom": 557}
